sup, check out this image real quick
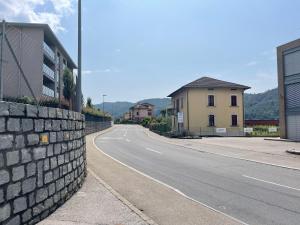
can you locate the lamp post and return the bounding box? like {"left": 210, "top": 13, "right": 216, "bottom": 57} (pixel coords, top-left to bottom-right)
{"left": 102, "top": 94, "right": 107, "bottom": 115}
{"left": 75, "top": 0, "right": 82, "bottom": 112}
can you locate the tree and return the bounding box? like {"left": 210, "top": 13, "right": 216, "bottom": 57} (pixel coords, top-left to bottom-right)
{"left": 86, "top": 97, "right": 92, "bottom": 108}
{"left": 63, "top": 68, "right": 75, "bottom": 109}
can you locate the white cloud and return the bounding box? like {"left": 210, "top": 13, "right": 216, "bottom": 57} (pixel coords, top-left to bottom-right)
{"left": 246, "top": 61, "right": 258, "bottom": 66}
{"left": 0, "top": 0, "right": 75, "bottom": 33}
{"left": 83, "top": 68, "right": 120, "bottom": 75}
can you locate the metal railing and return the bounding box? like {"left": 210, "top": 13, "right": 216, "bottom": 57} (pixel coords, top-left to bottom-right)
{"left": 42, "top": 85, "right": 54, "bottom": 97}
{"left": 43, "top": 42, "right": 55, "bottom": 60}
{"left": 43, "top": 64, "right": 55, "bottom": 80}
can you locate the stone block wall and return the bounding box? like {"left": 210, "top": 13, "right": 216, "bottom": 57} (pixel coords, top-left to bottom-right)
{"left": 0, "top": 101, "right": 86, "bottom": 225}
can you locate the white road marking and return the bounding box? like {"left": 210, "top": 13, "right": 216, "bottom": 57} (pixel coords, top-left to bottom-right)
{"left": 123, "top": 129, "right": 128, "bottom": 137}
{"left": 126, "top": 139, "right": 131, "bottom": 142}
{"left": 145, "top": 147, "right": 162, "bottom": 154}
{"left": 92, "top": 134, "right": 248, "bottom": 225}
{"left": 99, "top": 137, "right": 123, "bottom": 140}
{"left": 243, "top": 175, "right": 300, "bottom": 192}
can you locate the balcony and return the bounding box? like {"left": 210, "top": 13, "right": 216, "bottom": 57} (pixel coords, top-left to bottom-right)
{"left": 43, "top": 42, "right": 55, "bottom": 61}
{"left": 43, "top": 64, "right": 55, "bottom": 80}
{"left": 42, "top": 85, "right": 54, "bottom": 97}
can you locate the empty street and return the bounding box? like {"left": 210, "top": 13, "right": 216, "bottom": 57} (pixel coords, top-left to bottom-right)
{"left": 94, "top": 125, "right": 300, "bottom": 225}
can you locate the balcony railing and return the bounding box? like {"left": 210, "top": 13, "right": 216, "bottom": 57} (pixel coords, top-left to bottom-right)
{"left": 43, "top": 42, "right": 55, "bottom": 60}
{"left": 42, "top": 85, "right": 54, "bottom": 97}
{"left": 43, "top": 64, "right": 55, "bottom": 80}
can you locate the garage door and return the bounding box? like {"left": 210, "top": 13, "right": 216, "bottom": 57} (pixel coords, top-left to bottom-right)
{"left": 286, "top": 115, "right": 300, "bottom": 141}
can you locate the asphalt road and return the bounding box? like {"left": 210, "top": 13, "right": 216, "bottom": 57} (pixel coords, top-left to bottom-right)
{"left": 94, "top": 125, "right": 300, "bottom": 225}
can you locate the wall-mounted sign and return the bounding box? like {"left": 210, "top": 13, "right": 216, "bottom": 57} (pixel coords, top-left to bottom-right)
{"left": 268, "top": 127, "right": 278, "bottom": 132}
{"left": 216, "top": 128, "right": 227, "bottom": 133}
{"left": 40, "top": 134, "right": 49, "bottom": 144}
{"left": 177, "top": 112, "right": 184, "bottom": 123}
{"left": 244, "top": 127, "right": 253, "bottom": 133}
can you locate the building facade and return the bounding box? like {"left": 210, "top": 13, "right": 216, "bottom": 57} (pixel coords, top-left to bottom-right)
{"left": 168, "top": 77, "right": 250, "bottom": 136}
{"left": 277, "top": 39, "right": 300, "bottom": 141}
{"left": 129, "top": 103, "right": 154, "bottom": 122}
{"left": 0, "top": 22, "right": 77, "bottom": 105}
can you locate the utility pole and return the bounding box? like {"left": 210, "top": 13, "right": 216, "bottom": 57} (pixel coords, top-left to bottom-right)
{"left": 0, "top": 20, "right": 5, "bottom": 100}
{"left": 76, "top": 0, "right": 82, "bottom": 112}
{"left": 102, "top": 94, "right": 107, "bottom": 114}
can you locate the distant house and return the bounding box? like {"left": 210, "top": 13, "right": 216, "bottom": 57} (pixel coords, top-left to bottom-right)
{"left": 168, "top": 77, "right": 250, "bottom": 136}
{"left": 123, "top": 112, "right": 131, "bottom": 120}
{"left": 129, "top": 103, "right": 154, "bottom": 121}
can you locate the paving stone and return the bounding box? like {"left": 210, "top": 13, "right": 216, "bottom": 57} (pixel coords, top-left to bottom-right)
{"left": 44, "top": 197, "right": 54, "bottom": 209}
{"left": 44, "top": 171, "right": 53, "bottom": 184}
{"left": 22, "top": 119, "right": 33, "bottom": 132}
{"left": 0, "top": 170, "right": 9, "bottom": 185}
{"left": 50, "top": 157, "right": 57, "bottom": 169}
{"left": 48, "top": 108, "right": 56, "bottom": 118}
{"left": 7, "top": 182, "right": 21, "bottom": 200}
{"left": 0, "top": 102, "right": 9, "bottom": 116}
{"left": 5, "top": 215, "right": 20, "bottom": 225}
{"left": 37, "top": 161, "right": 44, "bottom": 187}
{"left": 0, "top": 189, "right": 3, "bottom": 204}
{"left": 27, "top": 134, "right": 39, "bottom": 146}
{"left": 0, "top": 134, "right": 13, "bottom": 150}
{"left": 0, "top": 153, "right": 4, "bottom": 168}
{"left": 26, "top": 162, "right": 36, "bottom": 177}
{"left": 47, "top": 145, "right": 54, "bottom": 157}
{"left": 0, "top": 117, "right": 5, "bottom": 132}
{"left": 33, "top": 147, "right": 46, "bottom": 160}
{"left": 48, "top": 183, "right": 55, "bottom": 196}
{"left": 44, "top": 158, "right": 50, "bottom": 171}
{"left": 38, "top": 106, "right": 48, "bottom": 118}
{"left": 12, "top": 165, "right": 25, "bottom": 181}
{"left": 56, "top": 108, "right": 63, "bottom": 119}
{"left": 22, "top": 177, "right": 36, "bottom": 194}
{"left": 57, "top": 155, "right": 64, "bottom": 165}
{"left": 10, "top": 103, "right": 25, "bottom": 116}
{"left": 22, "top": 208, "right": 32, "bottom": 223}
{"left": 14, "top": 197, "right": 27, "bottom": 213}
{"left": 36, "top": 188, "right": 48, "bottom": 203}
{"left": 49, "top": 132, "right": 56, "bottom": 143}
{"left": 6, "top": 151, "right": 19, "bottom": 166}
{"left": 56, "top": 178, "right": 64, "bottom": 191}
{"left": 54, "top": 143, "right": 61, "bottom": 155}
{"left": 7, "top": 118, "right": 20, "bottom": 132}
{"left": 34, "top": 119, "right": 44, "bottom": 132}
{"left": 28, "top": 192, "right": 35, "bottom": 207}
{"left": 45, "top": 120, "right": 52, "bottom": 131}
{"left": 57, "top": 131, "right": 63, "bottom": 142}
{"left": 15, "top": 135, "right": 25, "bottom": 149}
{"left": 21, "top": 149, "right": 31, "bottom": 164}
{"left": 0, "top": 204, "right": 11, "bottom": 222}
{"left": 26, "top": 104, "right": 38, "bottom": 118}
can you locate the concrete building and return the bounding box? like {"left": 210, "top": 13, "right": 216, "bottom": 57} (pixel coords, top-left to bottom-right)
{"left": 168, "top": 77, "right": 250, "bottom": 136}
{"left": 129, "top": 103, "right": 154, "bottom": 122}
{"left": 0, "top": 22, "right": 77, "bottom": 104}
{"left": 277, "top": 39, "right": 300, "bottom": 141}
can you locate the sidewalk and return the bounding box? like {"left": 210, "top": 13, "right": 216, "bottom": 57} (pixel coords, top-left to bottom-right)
{"left": 38, "top": 171, "right": 150, "bottom": 225}
{"left": 145, "top": 129, "right": 300, "bottom": 170}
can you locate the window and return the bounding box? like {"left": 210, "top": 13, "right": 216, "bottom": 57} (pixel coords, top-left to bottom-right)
{"left": 232, "top": 115, "right": 238, "bottom": 126}
{"left": 208, "top": 115, "right": 215, "bottom": 127}
{"left": 208, "top": 95, "right": 215, "bottom": 106}
{"left": 180, "top": 97, "right": 184, "bottom": 109}
{"left": 231, "top": 95, "right": 237, "bottom": 106}
{"left": 136, "top": 111, "right": 139, "bottom": 116}
{"left": 148, "top": 111, "right": 152, "bottom": 116}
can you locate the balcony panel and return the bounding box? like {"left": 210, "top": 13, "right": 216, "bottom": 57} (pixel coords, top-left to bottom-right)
{"left": 43, "top": 42, "right": 55, "bottom": 61}
{"left": 42, "top": 85, "right": 55, "bottom": 97}
{"left": 43, "top": 64, "right": 55, "bottom": 80}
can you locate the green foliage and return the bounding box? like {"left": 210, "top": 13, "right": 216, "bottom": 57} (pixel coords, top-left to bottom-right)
{"left": 86, "top": 97, "right": 92, "bottom": 108}
{"left": 244, "top": 88, "right": 279, "bottom": 120}
{"left": 246, "top": 125, "right": 279, "bottom": 137}
{"left": 63, "top": 68, "right": 75, "bottom": 101}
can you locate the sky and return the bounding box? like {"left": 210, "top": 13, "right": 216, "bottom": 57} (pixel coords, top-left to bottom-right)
{"left": 1, "top": 0, "right": 300, "bottom": 103}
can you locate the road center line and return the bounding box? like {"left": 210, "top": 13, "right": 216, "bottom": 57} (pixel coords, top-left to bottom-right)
{"left": 145, "top": 147, "right": 162, "bottom": 154}
{"left": 243, "top": 175, "right": 300, "bottom": 192}
{"left": 126, "top": 139, "right": 131, "bottom": 142}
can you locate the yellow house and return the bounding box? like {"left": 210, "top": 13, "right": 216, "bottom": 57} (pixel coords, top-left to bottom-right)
{"left": 168, "top": 77, "right": 250, "bottom": 136}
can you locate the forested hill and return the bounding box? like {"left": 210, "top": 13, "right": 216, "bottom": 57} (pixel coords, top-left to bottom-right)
{"left": 244, "top": 88, "right": 279, "bottom": 120}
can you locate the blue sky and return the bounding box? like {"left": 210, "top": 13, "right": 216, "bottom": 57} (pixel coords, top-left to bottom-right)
{"left": 1, "top": 0, "right": 300, "bottom": 103}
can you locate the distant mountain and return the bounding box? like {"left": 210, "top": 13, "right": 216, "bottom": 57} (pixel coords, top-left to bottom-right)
{"left": 95, "top": 89, "right": 279, "bottom": 120}
{"left": 244, "top": 88, "right": 279, "bottom": 120}
{"left": 95, "top": 98, "right": 171, "bottom": 118}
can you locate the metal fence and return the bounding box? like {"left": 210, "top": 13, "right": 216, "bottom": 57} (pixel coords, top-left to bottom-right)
{"left": 0, "top": 21, "right": 78, "bottom": 110}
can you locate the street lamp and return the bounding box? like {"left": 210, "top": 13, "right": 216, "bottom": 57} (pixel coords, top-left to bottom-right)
{"left": 75, "top": 0, "right": 82, "bottom": 112}
{"left": 102, "top": 94, "right": 107, "bottom": 115}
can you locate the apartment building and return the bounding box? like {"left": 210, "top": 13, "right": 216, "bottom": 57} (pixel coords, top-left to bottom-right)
{"left": 0, "top": 22, "right": 77, "bottom": 103}
{"left": 277, "top": 39, "right": 300, "bottom": 141}
{"left": 129, "top": 103, "right": 154, "bottom": 122}
{"left": 168, "top": 77, "right": 250, "bottom": 136}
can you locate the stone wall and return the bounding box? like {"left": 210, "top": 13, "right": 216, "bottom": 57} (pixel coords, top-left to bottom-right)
{"left": 0, "top": 101, "right": 86, "bottom": 225}
{"left": 85, "top": 121, "right": 112, "bottom": 135}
